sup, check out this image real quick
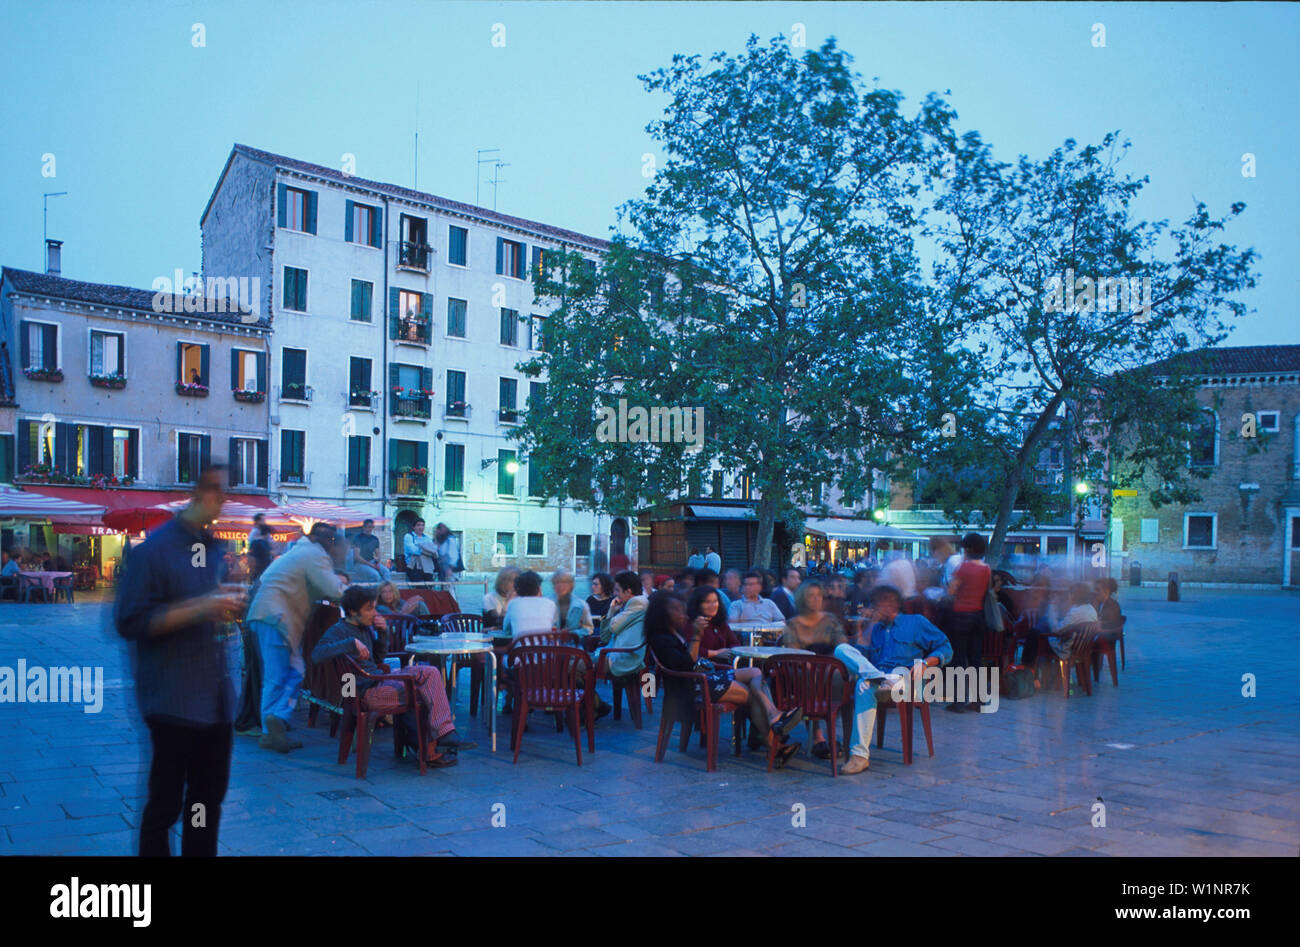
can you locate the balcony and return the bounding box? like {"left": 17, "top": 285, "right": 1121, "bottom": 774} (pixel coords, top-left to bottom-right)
{"left": 397, "top": 241, "right": 432, "bottom": 272}
{"left": 392, "top": 316, "right": 431, "bottom": 346}
{"left": 390, "top": 391, "right": 432, "bottom": 420}
{"left": 389, "top": 470, "right": 428, "bottom": 496}
{"left": 497, "top": 408, "right": 520, "bottom": 425}
{"left": 349, "top": 389, "right": 379, "bottom": 409}
{"left": 278, "top": 383, "right": 312, "bottom": 402}
{"left": 443, "top": 401, "right": 471, "bottom": 421}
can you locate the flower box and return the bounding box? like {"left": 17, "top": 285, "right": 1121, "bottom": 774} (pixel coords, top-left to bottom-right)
{"left": 233, "top": 389, "right": 265, "bottom": 403}
{"left": 175, "top": 381, "right": 209, "bottom": 397}
{"left": 89, "top": 373, "right": 126, "bottom": 389}
{"left": 24, "top": 367, "right": 63, "bottom": 382}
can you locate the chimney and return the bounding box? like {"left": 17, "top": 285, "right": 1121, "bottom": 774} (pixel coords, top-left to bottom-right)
{"left": 45, "top": 239, "right": 62, "bottom": 276}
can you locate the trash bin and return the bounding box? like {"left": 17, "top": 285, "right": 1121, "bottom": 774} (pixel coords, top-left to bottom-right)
{"left": 1167, "top": 571, "right": 1180, "bottom": 602}
{"left": 1130, "top": 561, "right": 1141, "bottom": 587}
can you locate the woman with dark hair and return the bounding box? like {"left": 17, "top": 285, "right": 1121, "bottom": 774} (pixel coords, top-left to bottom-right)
{"left": 946, "top": 532, "right": 991, "bottom": 712}
{"left": 586, "top": 572, "right": 614, "bottom": 622}
{"left": 686, "top": 585, "right": 740, "bottom": 660}
{"left": 1094, "top": 578, "right": 1122, "bottom": 629}
{"left": 645, "top": 591, "right": 801, "bottom": 766}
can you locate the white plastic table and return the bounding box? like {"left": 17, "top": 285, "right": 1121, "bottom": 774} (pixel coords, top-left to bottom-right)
{"left": 407, "top": 635, "right": 498, "bottom": 752}
{"left": 730, "top": 645, "right": 813, "bottom": 668}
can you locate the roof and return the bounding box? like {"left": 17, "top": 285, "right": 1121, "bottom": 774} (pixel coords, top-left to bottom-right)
{"left": 1, "top": 267, "right": 270, "bottom": 330}
{"left": 687, "top": 504, "right": 756, "bottom": 520}
{"left": 1144, "top": 345, "right": 1300, "bottom": 378}
{"left": 205, "top": 144, "right": 612, "bottom": 253}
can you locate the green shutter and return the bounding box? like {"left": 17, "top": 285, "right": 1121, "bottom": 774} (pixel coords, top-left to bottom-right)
{"left": 43, "top": 325, "right": 57, "bottom": 369}
{"left": 388, "top": 287, "right": 400, "bottom": 339}
{"left": 416, "top": 441, "right": 428, "bottom": 471}
{"left": 19, "top": 323, "right": 29, "bottom": 368}
{"left": 257, "top": 439, "right": 268, "bottom": 488}
{"left": 199, "top": 345, "right": 210, "bottom": 385}
{"left": 277, "top": 183, "right": 287, "bottom": 227}
{"left": 16, "top": 420, "right": 31, "bottom": 474}
{"left": 228, "top": 438, "right": 238, "bottom": 486}
{"left": 305, "top": 190, "right": 317, "bottom": 234}
{"left": 496, "top": 237, "right": 504, "bottom": 275}
{"left": 371, "top": 205, "right": 382, "bottom": 248}
{"left": 231, "top": 351, "right": 240, "bottom": 391}
{"left": 421, "top": 292, "right": 432, "bottom": 321}
{"left": 175, "top": 342, "right": 183, "bottom": 383}
{"left": 127, "top": 429, "right": 139, "bottom": 478}
{"left": 344, "top": 200, "right": 354, "bottom": 242}
{"left": 199, "top": 434, "right": 211, "bottom": 472}
{"left": 255, "top": 352, "right": 267, "bottom": 392}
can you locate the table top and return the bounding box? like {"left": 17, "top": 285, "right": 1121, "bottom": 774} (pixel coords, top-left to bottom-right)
{"left": 730, "top": 646, "right": 814, "bottom": 659}
{"left": 730, "top": 621, "right": 787, "bottom": 633}
{"left": 20, "top": 571, "right": 73, "bottom": 579}
{"left": 407, "top": 636, "right": 494, "bottom": 655}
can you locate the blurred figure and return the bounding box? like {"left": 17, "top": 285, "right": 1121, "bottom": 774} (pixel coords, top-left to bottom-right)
{"left": 675, "top": 568, "right": 698, "bottom": 596}
{"left": 654, "top": 573, "right": 675, "bottom": 593}
{"left": 482, "top": 566, "right": 521, "bottom": 629}
{"left": 344, "top": 535, "right": 382, "bottom": 584}
{"left": 1094, "top": 577, "right": 1122, "bottom": 628}
{"left": 503, "top": 570, "right": 558, "bottom": 640}
{"left": 551, "top": 567, "right": 594, "bottom": 634}
{"left": 115, "top": 463, "right": 247, "bottom": 856}
{"left": 246, "top": 512, "right": 273, "bottom": 581}
{"left": 727, "top": 570, "right": 784, "bottom": 623}
{"left": 403, "top": 518, "right": 438, "bottom": 582}
{"left": 771, "top": 565, "right": 800, "bottom": 619}
{"left": 722, "top": 568, "right": 743, "bottom": 604}
{"left": 376, "top": 580, "right": 431, "bottom": 617}
{"left": 432, "top": 522, "right": 462, "bottom": 583}
{"left": 880, "top": 551, "right": 917, "bottom": 599}
{"left": 686, "top": 547, "right": 705, "bottom": 569}
{"left": 823, "top": 573, "right": 849, "bottom": 620}
{"left": 945, "top": 532, "right": 990, "bottom": 713}
{"left": 353, "top": 518, "right": 390, "bottom": 582}
{"left": 639, "top": 570, "right": 656, "bottom": 597}
{"left": 703, "top": 545, "right": 721, "bottom": 573}
{"left": 1052, "top": 582, "right": 1099, "bottom": 662}
{"left": 696, "top": 568, "right": 729, "bottom": 609}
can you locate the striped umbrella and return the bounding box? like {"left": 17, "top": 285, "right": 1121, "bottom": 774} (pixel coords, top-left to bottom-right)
{"left": 0, "top": 486, "right": 107, "bottom": 518}
{"left": 155, "top": 499, "right": 296, "bottom": 526}
{"left": 270, "top": 499, "right": 389, "bottom": 529}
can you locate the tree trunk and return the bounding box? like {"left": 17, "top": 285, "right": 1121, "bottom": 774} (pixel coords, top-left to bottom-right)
{"left": 988, "top": 391, "right": 1069, "bottom": 568}
{"left": 752, "top": 495, "right": 778, "bottom": 570}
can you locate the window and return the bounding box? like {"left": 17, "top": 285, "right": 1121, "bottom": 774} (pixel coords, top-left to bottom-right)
{"left": 446, "top": 298, "right": 467, "bottom": 338}
{"left": 346, "top": 200, "right": 381, "bottom": 248}
{"left": 575, "top": 535, "right": 592, "bottom": 559}
{"left": 349, "top": 357, "right": 373, "bottom": 407}
{"left": 1256, "top": 411, "right": 1280, "bottom": 434}
{"left": 1292, "top": 517, "right": 1300, "bottom": 550}
{"left": 528, "top": 381, "right": 546, "bottom": 411}
{"left": 276, "top": 185, "right": 317, "bottom": 234}
{"left": 282, "top": 266, "right": 308, "bottom": 312}
{"left": 496, "top": 237, "right": 525, "bottom": 279}
{"left": 20, "top": 321, "right": 58, "bottom": 371}
{"left": 111, "top": 429, "right": 132, "bottom": 478}
{"left": 230, "top": 437, "right": 266, "bottom": 488}
{"left": 495, "top": 532, "right": 515, "bottom": 556}
{"left": 231, "top": 349, "right": 265, "bottom": 393}
{"left": 346, "top": 435, "right": 371, "bottom": 487}
{"left": 448, "top": 226, "right": 468, "bottom": 266}
{"left": 280, "top": 430, "right": 305, "bottom": 483}
{"left": 388, "top": 438, "right": 428, "bottom": 495}
{"left": 89, "top": 330, "right": 124, "bottom": 377}
{"left": 499, "top": 378, "right": 518, "bottom": 423}
{"left": 526, "top": 533, "right": 545, "bottom": 557}
{"left": 389, "top": 363, "right": 432, "bottom": 419}
{"left": 711, "top": 471, "right": 725, "bottom": 497}
{"left": 737, "top": 474, "right": 753, "bottom": 500}
{"left": 528, "top": 314, "right": 546, "bottom": 352}
{"left": 176, "top": 342, "right": 209, "bottom": 386}
{"left": 531, "top": 245, "right": 554, "bottom": 282}
{"left": 1140, "top": 518, "right": 1159, "bottom": 544}
{"left": 497, "top": 449, "right": 517, "bottom": 496}
{"left": 399, "top": 214, "right": 430, "bottom": 269}
{"left": 350, "top": 280, "right": 373, "bottom": 322}
{"left": 392, "top": 289, "right": 430, "bottom": 344}
{"left": 499, "top": 307, "right": 519, "bottom": 346}
{"left": 281, "top": 348, "right": 307, "bottom": 399}
{"left": 1184, "top": 513, "right": 1216, "bottom": 549}
{"left": 177, "top": 433, "right": 210, "bottom": 484}
{"left": 1190, "top": 410, "right": 1218, "bottom": 467}
{"left": 446, "top": 370, "right": 467, "bottom": 416}
{"left": 443, "top": 443, "right": 465, "bottom": 493}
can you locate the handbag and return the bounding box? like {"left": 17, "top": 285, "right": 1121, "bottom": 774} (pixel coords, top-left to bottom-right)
{"left": 1000, "top": 664, "right": 1035, "bottom": 699}
{"left": 983, "top": 588, "right": 1005, "bottom": 633}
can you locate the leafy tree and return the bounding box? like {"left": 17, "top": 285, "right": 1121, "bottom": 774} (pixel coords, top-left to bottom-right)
{"left": 517, "top": 35, "right": 957, "bottom": 566}
{"left": 924, "top": 131, "right": 1258, "bottom": 561}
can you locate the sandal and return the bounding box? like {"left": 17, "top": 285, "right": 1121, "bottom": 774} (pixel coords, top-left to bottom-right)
{"left": 812, "top": 741, "right": 830, "bottom": 760}
{"left": 774, "top": 742, "right": 801, "bottom": 769}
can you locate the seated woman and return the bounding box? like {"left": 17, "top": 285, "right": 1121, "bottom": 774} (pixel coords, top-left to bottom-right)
{"left": 1050, "top": 583, "right": 1100, "bottom": 661}
{"left": 645, "top": 590, "right": 802, "bottom": 766}
{"left": 482, "top": 566, "right": 520, "bottom": 629}
{"left": 551, "top": 567, "right": 594, "bottom": 635}
{"left": 310, "top": 586, "right": 474, "bottom": 767}
{"left": 376, "top": 580, "right": 431, "bottom": 617}
{"left": 686, "top": 585, "right": 740, "bottom": 660}
{"left": 781, "top": 580, "right": 851, "bottom": 759}
{"left": 1095, "top": 578, "right": 1122, "bottom": 631}
{"left": 585, "top": 572, "right": 614, "bottom": 626}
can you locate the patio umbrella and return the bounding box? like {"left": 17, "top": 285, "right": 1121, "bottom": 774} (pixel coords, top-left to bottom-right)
{"left": 270, "top": 499, "right": 389, "bottom": 529}
{"left": 154, "top": 499, "right": 295, "bottom": 526}
{"left": 102, "top": 506, "right": 173, "bottom": 534}
{"left": 0, "top": 486, "right": 107, "bottom": 518}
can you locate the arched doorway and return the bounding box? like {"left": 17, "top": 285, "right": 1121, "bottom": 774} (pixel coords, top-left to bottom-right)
{"left": 393, "top": 508, "right": 420, "bottom": 572}
{"left": 610, "top": 518, "right": 629, "bottom": 573}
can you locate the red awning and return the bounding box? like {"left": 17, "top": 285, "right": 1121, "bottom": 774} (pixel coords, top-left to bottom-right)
{"left": 21, "top": 486, "right": 278, "bottom": 527}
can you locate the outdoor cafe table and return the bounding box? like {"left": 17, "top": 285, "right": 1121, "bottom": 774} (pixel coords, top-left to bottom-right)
{"left": 729, "top": 621, "right": 786, "bottom": 646}
{"left": 406, "top": 635, "right": 498, "bottom": 753}
{"left": 730, "top": 645, "right": 813, "bottom": 669}
{"left": 19, "top": 571, "right": 73, "bottom": 596}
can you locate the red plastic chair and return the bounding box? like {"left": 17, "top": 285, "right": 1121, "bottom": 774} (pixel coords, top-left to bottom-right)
{"left": 1092, "top": 616, "right": 1124, "bottom": 687}
{"left": 509, "top": 645, "right": 595, "bottom": 765}
{"left": 874, "top": 688, "right": 935, "bottom": 765}
{"left": 765, "top": 655, "right": 851, "bottom": 776}
{"left": 650, "top": 649, "right": 746, "bottom": 772}
{"left": 332, "top": 655, "right": 427, "bottom": 778}
{"left": 380, "top": 614, "right": 419, "bottom": 666}
{"left": 594, "top": 642, "right": 651, "bottom": 729}
{"left": 1041, "top": 622, "right": 1100, "bottom": 697}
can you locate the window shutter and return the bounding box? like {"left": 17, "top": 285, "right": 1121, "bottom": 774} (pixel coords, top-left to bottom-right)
{"left": 175, "top": 342, "right": 183, "bottom": 383}
{"left": 387, "top": 438, "right": 396, "bottom": 474}
{"left": 344, "top": 200, "right": 354, "bottom": 242}
{"left": 127, "top": 429, "right": 139, "bottom": 478}
{"left": 199, "top": 345, "right": 210, "bottom": 385}
{"left": 199, "top": 434, "right": 211, "bottom": 473}
{"left": 421, "top": 292, "right": 432, "bottom": 323}
{"left": 388, "top": 287, "right": 400, "bottom": 338}
{"left": 305, "top": 190, "right": 317, "bottom": 234}
{"left": 114, "top": 334, "right": 125, "bottom": 374}
{"left": 359, "top": 437, "right": 370, "bottom": 482}
{"left": 228, "top": 438, "right": 238, "bottom": 486}
{"left": 87, "top": 426, "right": 104, "bottom": 476}
{"left": 416, "top": 441, "right": 428, "bottom": 471}
{"left": 389, "top": 363, "right": 401, "bottom": 404}
{"left": 279, "top": 432, "right": 290, "bottom": 479}
{"left": 421, "top": 367, "right": 433, "bottom": 394}
{"left": 43, "top": 325, "right": 57, "bottom": 368}
{"left": 17, "top": 420, "right": 31, "bottom": 473}
{"left": 531, "top": 246, "right": 540, "bottom": 281}
{"left": 255, "top": 352, "right": 267, "bottom": 392}
{"left": 496, "top": 237, "right": 504, "bottom": 275}
{"left": 54, "top": 423, "right": 71, "bottom": 473}
{"left": 371, "top": 206, "right": 382, "bottom": 248}
{"left": 277, "top": 184, "right": 287, "bottom": 228}
{"left": 257, "top": 440, "right": 269, "bottom": 489}
{"left": 360, "top": 358, "right": 371, "bottom": 390}
{"left": 19, "top": 322, "right": 30, "bottom": 369}
{"left": 231, "top": 351, "right": 240, "bottom": 391}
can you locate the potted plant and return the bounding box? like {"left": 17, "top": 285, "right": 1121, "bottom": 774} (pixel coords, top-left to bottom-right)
{"left": 89, "top": 372, "right": 127, "bottom": 389}
{"left": 23, "top": 367, "right": 63, "bottom": 382}
{"left": 175, "top": 380, "right": 209, "bottom": 397}
{"left": 233, "top": 387, "right": 265, "bottom": 403}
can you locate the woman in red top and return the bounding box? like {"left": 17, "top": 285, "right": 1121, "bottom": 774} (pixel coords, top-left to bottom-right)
{"left": 946, "top": 532, "right": 991, "bottom": 712}
{"left": 686, "top": 585, "right": 740, "bottom": 658}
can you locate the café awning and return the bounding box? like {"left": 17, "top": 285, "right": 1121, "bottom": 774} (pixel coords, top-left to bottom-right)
{"left": 271, "top": 499, "right": 389, "bottom": 528}
{"left": 802, "top": 517, "right": 928, "bottom": 542}
{"left": 686, "top": 504, "right": 756, "bottom": 520}
{"left": 0, "top": 486, "right": 107, "bottom": 519}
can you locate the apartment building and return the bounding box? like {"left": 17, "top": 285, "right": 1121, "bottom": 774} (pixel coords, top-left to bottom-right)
{"left": 199, "top": 144, "right": 616, "bottom": 573}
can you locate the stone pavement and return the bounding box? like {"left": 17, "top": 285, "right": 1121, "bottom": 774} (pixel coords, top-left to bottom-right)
{"left": 1, "top": 587, "right": 1297, "bottom": 856}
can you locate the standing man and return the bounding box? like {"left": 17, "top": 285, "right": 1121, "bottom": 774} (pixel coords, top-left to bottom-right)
{"left": 352, "top": 518, "right": 390, "bottom": 581}
{"left": 245, "top": 522, "right": 346, "bottom": 751}
{"left": 686, "top": 547, "right": 705, "bottom": 570}
{"left": 432, "top": 522, "right": 462, "bottom": 583}
{"left": 771, "top": 566, "right": 801, "bottom": 619}
{"left": 246, "top": 512, "right": 273, "bottom": 582}
{"left": 403, "top": 518, "right": 438, "bottom": 583}
{"left": 703, "top": 545, "right": 722, "bottom": 574}
{"left": 115, "top": 463, "right": 247, "bottom": 856}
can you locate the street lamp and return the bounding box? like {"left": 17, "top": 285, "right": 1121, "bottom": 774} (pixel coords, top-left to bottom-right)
{"left": 872, "top": 508, "right": 886, "bottom": 522}
{"left": 1074, "top": 481, "right": 1090, "bottom": 495}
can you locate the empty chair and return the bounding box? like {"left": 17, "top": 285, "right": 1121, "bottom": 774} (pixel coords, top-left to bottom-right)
{"left": 510, "top": 645, "right": 595, "bottom": 765}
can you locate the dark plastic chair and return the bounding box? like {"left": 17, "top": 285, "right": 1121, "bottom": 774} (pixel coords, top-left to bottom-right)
{"left": 380, "top": 613, "right": 419, "bottom": 666}
{"left": 765, "top": 655, "right": 851, "bottom": 776}
{"left": 875, "top": 688, "right": 936, "bottom": 765}
{"left": 332, "top": 655, "right": 427, "bottom": 778}
{"left": 509, "top": 645, "right": 595, "bottom": 765}
{"left": 1092, "top": 616, "right": 1125, "bottom": 687}
{"left": 18, "top": 574, "right": 48, "bottom": 603}
{"left": 51, "top": 574, "right": 74, "bottom": 604}
{"left": 1041, "top": 622, "right": 1100, "bottom": 697}
{"left": 594, "top": 641, "right": 650, "bottom": 729}
{"left": 650, "top": 649, "right": 746, "bottom": 772}
{"left": 438, "top": 613, "right": 490, "bottom": 714}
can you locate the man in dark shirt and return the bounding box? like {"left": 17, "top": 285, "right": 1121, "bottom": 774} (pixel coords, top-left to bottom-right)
{"left": 353, "top": 518, "right": 390, "bottom": 581}
{"left": 115, "top": 464, "right": 247, "bottom": 856}
{"left": 247, "top": 513, "right": 272, "bottom": 581}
